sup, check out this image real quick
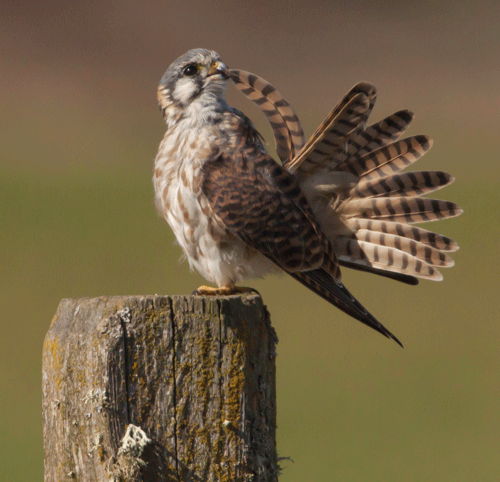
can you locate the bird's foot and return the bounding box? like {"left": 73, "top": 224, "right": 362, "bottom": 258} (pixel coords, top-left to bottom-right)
{"left": 192, "top": 285, "right": 260, "bottom": 296}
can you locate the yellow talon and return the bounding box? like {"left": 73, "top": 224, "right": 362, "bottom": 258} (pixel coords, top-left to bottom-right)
{"left": 193, "top": 285, "right": 259, "bottom": 296}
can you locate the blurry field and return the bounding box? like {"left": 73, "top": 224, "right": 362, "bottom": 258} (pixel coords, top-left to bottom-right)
{"left": 1, "top": 1, "right": 499, "bottom": 481}
{"left": 2, "top": 168, "right": 498, "bottom": 481}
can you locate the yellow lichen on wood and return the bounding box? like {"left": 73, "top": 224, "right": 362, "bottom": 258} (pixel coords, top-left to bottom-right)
{"left": 43, "top": 336, "right": 63, "bottom": 391}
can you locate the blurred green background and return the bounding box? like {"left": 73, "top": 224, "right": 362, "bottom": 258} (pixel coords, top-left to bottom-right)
{"left": 1, "top": 1, "right": 499, "bottom": 480}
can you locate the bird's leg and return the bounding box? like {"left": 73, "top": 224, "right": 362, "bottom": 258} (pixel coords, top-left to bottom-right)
{"left": 193, "top": 285, "right": 260, "bottom": 296}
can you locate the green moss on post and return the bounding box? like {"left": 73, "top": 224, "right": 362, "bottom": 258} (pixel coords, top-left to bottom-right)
{"left": 42, "top": 294, "right": 278, "bottom": 482}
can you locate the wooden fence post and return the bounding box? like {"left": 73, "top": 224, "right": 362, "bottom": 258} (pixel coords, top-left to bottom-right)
{"left": 42, "top": 294, "right": 278, "bottom": 482}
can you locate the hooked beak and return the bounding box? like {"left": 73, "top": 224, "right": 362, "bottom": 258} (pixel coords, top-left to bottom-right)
{"left": 208, "top": 61, "right": 229, "bottom": 79}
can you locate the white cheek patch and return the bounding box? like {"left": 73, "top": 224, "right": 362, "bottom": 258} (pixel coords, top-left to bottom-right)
{"left": 174, "top": 78, "right": 198, "bottom": 104}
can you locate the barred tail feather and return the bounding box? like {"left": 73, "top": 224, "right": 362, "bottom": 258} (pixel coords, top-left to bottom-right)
{"left": 229, "top": 69, "right": 305, "bottom": 163}
{"left": 335, "top": 238, "right": 443, "bottom": 281}
{"left": 344, "top": 230, "right": 454, "bottom": 267}
{"left": 351, "top": 171, "right": 455, "bottom": 198}
{"left": 343, "top": 218, "right": 460, "bottom": 252}
{"left": 339, "top": 197, "right": 463, "bottom": 224}
{"left": 338, "top": 260, "right": 419, "bottom": 285}
{"left": 336, "top": 110, "right": 415, "bottom": 165}
{"left": 340, "top": 135, "right": 433, "bottom": 180}
{"left": 328, "top": 82, "right": 377, "bottom": 121}
{"left": 288, "top": 83, "right": 376, "bottom": 173}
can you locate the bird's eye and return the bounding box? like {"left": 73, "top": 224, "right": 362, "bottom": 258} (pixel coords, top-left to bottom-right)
{"left": 183, "top": 64, "right": 198, "bottom": 77}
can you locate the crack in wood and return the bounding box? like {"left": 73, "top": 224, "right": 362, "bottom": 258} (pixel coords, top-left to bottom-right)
{"left": 168, "top": 297, "right": 181, "bottom": 482}
{"left": 118, "top": 312, "right": 132, "bottom": 425}
{"left": 216, "top": 299, "right": 225, "bottom": 472}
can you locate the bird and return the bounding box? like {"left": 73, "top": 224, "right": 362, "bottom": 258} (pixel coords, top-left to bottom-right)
{"left": 153, "top": 48, "right": 462, "bottom": 346}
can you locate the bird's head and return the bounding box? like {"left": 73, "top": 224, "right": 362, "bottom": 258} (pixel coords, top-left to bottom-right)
{"left": 158, "top": 49, "right": 229, "bottom": 119}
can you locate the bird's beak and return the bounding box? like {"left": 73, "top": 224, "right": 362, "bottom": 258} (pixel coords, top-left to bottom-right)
{"left": 208, "top": 61, "right": 229, "bottom": 79}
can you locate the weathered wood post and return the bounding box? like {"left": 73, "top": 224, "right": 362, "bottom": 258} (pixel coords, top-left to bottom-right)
{"left": 42, "top": 294, "right": 278, "bottom": 482}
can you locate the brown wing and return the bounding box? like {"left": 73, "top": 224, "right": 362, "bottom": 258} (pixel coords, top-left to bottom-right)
{"left": 201, "top": 147, "right": 326, "bottom": 273}
{"left": 201, "top": 146, "right": 402, "bottom": 346}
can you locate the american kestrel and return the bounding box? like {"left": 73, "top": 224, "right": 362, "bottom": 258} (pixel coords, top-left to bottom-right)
{"left": 153, "top": 49, "right": 462, "bottom": 346}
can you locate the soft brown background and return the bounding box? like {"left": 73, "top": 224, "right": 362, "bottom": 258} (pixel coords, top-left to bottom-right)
{"left": 1, "top": 1, "right": 499, "bottom": 480}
